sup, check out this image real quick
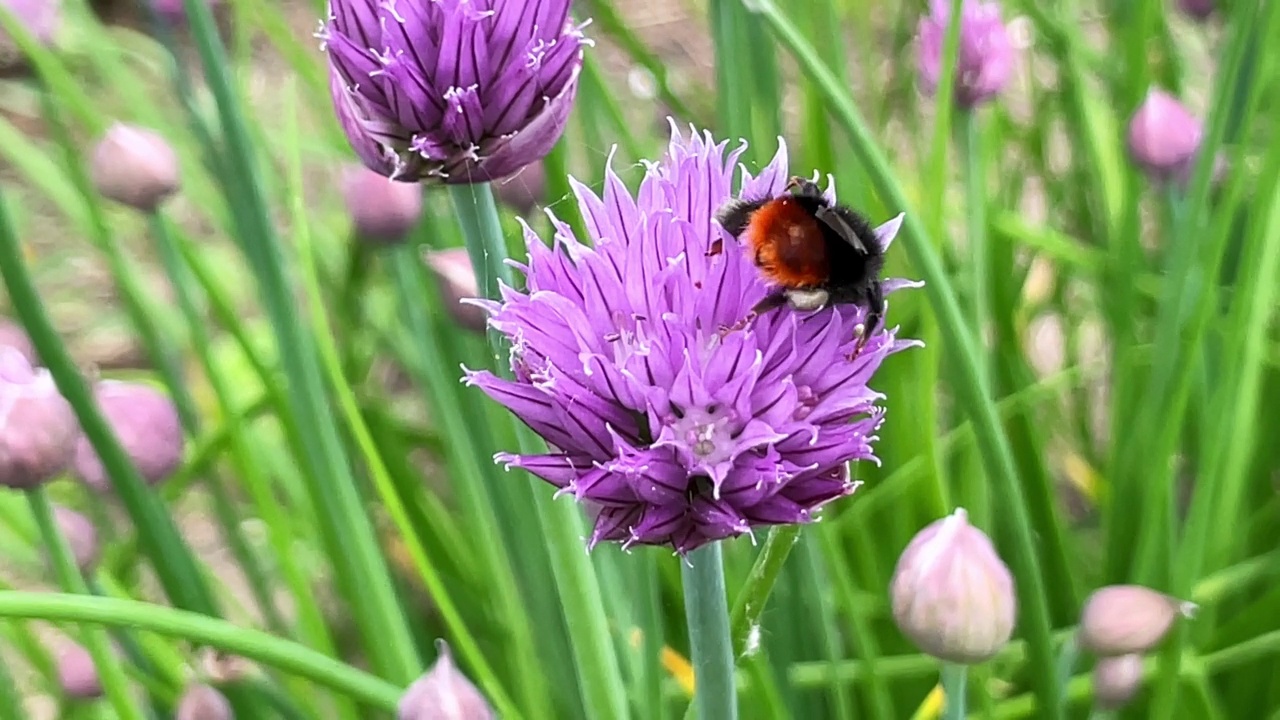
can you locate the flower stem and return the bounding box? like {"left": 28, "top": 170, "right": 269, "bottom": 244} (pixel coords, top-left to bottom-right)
{"left": 940, "top": 664, "right": 968, "bottom": 720}
{"left": 0, "top": 591, "right": 402, "bottom": 710}
{"left": 683, "top": 542, "right": 738, "bottom": 720}
{"left": 728, "top": 524, "right": 800, "bottom": 656}
{"left": 449, "top": 181, "right": 631, "bottom": 720}
{"left": 26, "top": 490, "right": 145, "bottom": 720}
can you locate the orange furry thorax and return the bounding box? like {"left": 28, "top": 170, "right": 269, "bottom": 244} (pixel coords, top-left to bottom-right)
{"left": 744, "top": 197, "right": 831, "bottom": 289}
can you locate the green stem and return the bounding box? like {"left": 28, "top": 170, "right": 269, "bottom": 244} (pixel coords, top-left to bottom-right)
{"left": 747, "top": 2, "right": 1064, "bottom": 714}
{"left": 728, "top": 525, "right": 800, "bottom": 656}
{"left": 448, "top": 181, "right": 630, "bottom": 720}
{"left": 0, "top": 592, "right": 401, "bottom": 710}
{"left": 940, "top": 664, "right": 968, "bottom": 720}
{"left": 683, "top": 542, "right": 737, "bottom": 720}
{"left": 26, "top": 491, "right": 145, "bottom": 720}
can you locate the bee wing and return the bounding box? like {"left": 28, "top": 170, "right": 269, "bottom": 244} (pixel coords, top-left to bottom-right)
{"left": 815, "top": 206, "right": 871, "bottom": 254}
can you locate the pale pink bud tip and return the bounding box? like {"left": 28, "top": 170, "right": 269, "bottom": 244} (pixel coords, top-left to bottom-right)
{"left": 341, "top": 165, "right": 423, "bottom": 245}
{"left": 1079, "top": 584, "right": 1197, "bottom": 656}
{"left": 1093, "top": 653, "right": 1144, "bottom": 710}
{"left": 1127, "top": 90, "right": 1203, "bottom": 182}
{"left": 0, "top": 347, "right": 78, "bottom": 489}
{"left": 916, "top": 0, "right": 1017, "bottom": 109}
{"left": 90, "top": 123, "right": 181, "bottom": 212}
{"left": 1178, "top": 0, "right": 1215, "bottom": 20}
{"left": 890, "top": 507, "right": 1017, "bottom": 664}
{"left": 0, "top": 318, "right": 35, "bottom": 364}
{"left": 176, "top": 683, "right": 234, "bottom": 720}
{"left": 57, "top": 645, "right": 104, "bottom": 700}
{"left": 74, "top": 380, "right": 185, "bottom": 491}
{"left": 424, "top": 248, "right": 487, "bottom": 334}
{"left": 53, "top": 506, "right": 100, "bottom": 573}
{"left": 398, "top": 640, "right": 495, "bottom": 720}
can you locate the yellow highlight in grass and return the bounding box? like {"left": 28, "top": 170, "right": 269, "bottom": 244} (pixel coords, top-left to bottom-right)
{"left": 907, "top": 683, "right": 945, "bottom": 720}
{"left": 629, "top": 628, "right": 696, "bottom": 696}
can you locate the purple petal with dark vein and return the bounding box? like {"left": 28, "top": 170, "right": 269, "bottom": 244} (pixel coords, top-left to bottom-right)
{"left": 464, "top": 370, "right": 595, "bottom": 455}
{"left": 496, "top": 452, "right": 590, "bottom": 488}
{"left": 572, "top": 467, "right": 638, "bottom": 506}
{"left": 456, "top": 76, "right": 579, "bottom": 183}
{"left": 589, "top": 505, "right": 643, "bottom": 549}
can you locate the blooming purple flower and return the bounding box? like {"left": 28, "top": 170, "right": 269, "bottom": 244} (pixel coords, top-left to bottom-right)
{"left": 916, "top": 0, "right": 1015, "bottom": 109}
{"left": 321, "top": 0, "right": 588, "bottom": 183}
{"left": 465, "top": 124, "right": 919, "bottom": 554}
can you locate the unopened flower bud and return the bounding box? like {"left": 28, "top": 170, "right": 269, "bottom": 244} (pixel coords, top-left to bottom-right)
{"left": 74, "top": 380, "right": 185, "bottom": 491}
{"left": 917, "top": 0, "right": 1016, "bottom": 109}
{"left": 0, "top": 0, "right": 59, "bottom": 68}
{"left": 1177, "top": 0, "right": 1215, "bottom": 20}
{"left": 58, "top": 644, "right": 103, "bottom": 700}
{"left": 1093, "top": 653, "right": 1144, "bottom": 710}
{"left": 890, "top": 507, "right": 1016, "bottom": 664}
{"left": 175, "top": 682, "right": 233, "bottom": 720}
{"left": 53, "top": 505, "right": 100, "bottom": 573}
{"left": 424, "top": 248, "right": 487, "bottom": 333}
{"left": 398, "top": 641, "right": 494, "bottom": 720}
{"left": 493, "top": 162, "right": 546, "bottom": 217}
{"left": 0, "top": 317, "right": 35, "bottom": 364}
{"left": 1127, "top": 90, "right": 1203, "bottom": 183}
{"left": 1078, "top": 584, "right": 1196, "bottom": 656}
{"left": 90, "top": 123, "right": 180, "bottom": 212}
{"left": 341, "top": 165, "right": 423, "bottom": 246}
{"left": 0, "top": 347, "right": 78, "bottom": 489}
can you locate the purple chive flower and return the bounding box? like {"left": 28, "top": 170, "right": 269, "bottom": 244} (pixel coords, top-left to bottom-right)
{"left": 1127, "top": 89, "right": 1205, "bottom": 184}
{"left": 917, "top": 0, "right": 1016, "bottom": 109}
{"left": 73, "top": 380, "right": 185, "bottom": 491}
{"left": 321, "top": 0, "right": 588, "bottom": 183}
{"left": 464, "top": 124, "right": 919, "bottom": 554}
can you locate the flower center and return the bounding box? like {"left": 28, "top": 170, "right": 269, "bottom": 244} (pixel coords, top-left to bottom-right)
{"left": 668, "top": 403, "right": 737, "bottom": 468}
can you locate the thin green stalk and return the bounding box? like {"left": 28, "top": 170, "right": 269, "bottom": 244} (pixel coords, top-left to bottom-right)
{"left": 0, "top": 646, "right": 22, "bottom": 720}
{"left": 28, "top": 490, "right": 145, "bottom": 720}
{"left": 746, "top": 1, "right": 1063, "bottom": 713}
{"left": 0, "top": 592, "right": 401, "bottom": 711}
{"left": 683, "top": 543, "right": 737, "bottom": 720}
{"left": 0, "top": 191, "right": 216, "bottom": 615}
{"left": 941, "top": 664, "right": 968, "bottom": 720}
{"left": 729, "top": 525, "right": 800, "bottom": 657}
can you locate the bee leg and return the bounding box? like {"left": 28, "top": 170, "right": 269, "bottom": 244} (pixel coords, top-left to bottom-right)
{"left": 847, "top": 282, "right": 884, "bottom": 360}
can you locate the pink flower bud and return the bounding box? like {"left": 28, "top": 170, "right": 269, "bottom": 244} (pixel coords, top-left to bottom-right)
{"left": 493, "top": 161, "right": 546, "bottom": 217}
{"left": 175, "top": 683, "right": 233, "bottom": 720}
{"left": 57, "top": 644, "right": 103, "bottom": 700}
{"left": 341, "top": 165, "right": 423, "bottom": 245}
{"left": 890, "top": 508, "right": 1016, "bottom": 664}
{"left": 53, "top": 505, "right": 100, "bottom": 573}
{"left": 90, "top": 123, "right": 181, "bottom": 212}
{"left": 1093, "top": 653, "right": 1144, "bottom": 710}
{"left": 1178, "top": 0, "right": 1215, "bottom": 20}
{"left": 398, "top": 641, "right": 494, "bottom": 720}
{"left": 1127, "top": 90, "right": 1203, "bottom": 183}
{"left": 74, "top": 380, "right": 185, "bottom": 491}
{"left": 424, "top": 248, "right": 487, "bottom": 333}
{"left": 0, "top": 347, "right": 78, "bottom": 489}
{"left": 916, "top": 0, "right": 1017, "bottom": 109}
{"left": 0, "top": 317, "right": 35, "bottom": 364}
{"left": 1079, "top": 585, "right": 1196, "bottom": 656}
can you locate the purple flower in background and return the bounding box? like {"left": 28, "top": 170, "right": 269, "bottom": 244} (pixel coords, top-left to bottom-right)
{"left": 321, "top": 0, "right": 588, "bottom": 183}
{"left": 0, "top": 0, "right": 60, "bottom": 48}
{"left": 916, "top": 0, "right": 1015, "bottom": 109}
{"left": 465, "top": 124, "right": 919, "bottom": 554}
{"left": 149, "top": 0, "right": 222, "bottom": 24}
{"left": 1127, "top": 89, "right": 1204, "bottom": 184}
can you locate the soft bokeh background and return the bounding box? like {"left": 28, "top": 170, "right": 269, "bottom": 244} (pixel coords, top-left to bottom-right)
{"left": 0, "top": 0, "right": 1275, "bottom": 719}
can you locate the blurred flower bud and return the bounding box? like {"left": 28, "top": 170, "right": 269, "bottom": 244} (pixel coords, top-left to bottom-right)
{"left": 1127, "top": 89, "right": 1203, "bottom": 183}
{"left": 1178, "top": 0, "right": 1215, "bottom": 20}
{"left": 341, "top": 165, "right": 423, "bottom": 246}
{"left": 196, "top": 648, "right": 255, "bottom": 685}
{"left": 424, "top": 248, "right": 487, "bottom": 333}
{"left": 493, "top": 161, "right": 546, "bottom": 217}
{"left": 0, "top": 0, "right": 60, "bottom": 61}
{"left": 53, "top": 505, "right": 100, "bottom": 573}
{"left": 1079, "top": 585, "right": 1196, "bottom": 656}
{"left": 90, "top": 123, "right": 181, "bottom": 212}
{"left": 890, "top": 507, "right": 1016, "bottom": 664}
{"left": 1093, "top": 653, "right": 1144, "bottom": 710}
{"left": 176, "top": 683, "right": 233, "bottom": 720}
{"left": 0, "top": 317, "right": 35, "bottom": 363}
{"left": 58, "top": 644, "right": 103, "bottom": 700}
{"left": 73, "top": 380, "right": 185, "bottom": 491}
{"left": 398, "top": 641, "right": 494, "bottom": 720}
{"left": 0, "top": 347, "right": 78, "bottom": 489}
{"left": 916, "top": 0, "right": 1016, "bottom": 109}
